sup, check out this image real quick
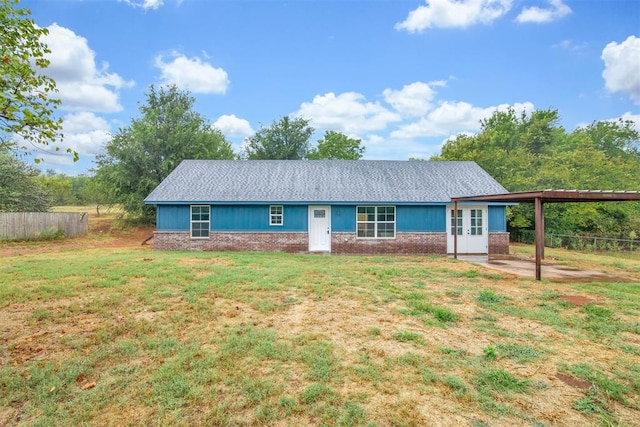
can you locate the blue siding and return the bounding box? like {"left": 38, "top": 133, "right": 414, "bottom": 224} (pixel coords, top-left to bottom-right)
{"left": 397, "top": 206, "right": 446, "bottom": 232}
{"left": 155, "top": 203, "right": 502, "bottom": 234}
{"left": 488, "top": 206, "right": 507, "bottom": 232}
{"left": 331, "top": 206, "right": 355, "bottom": 232}
{"left": 213, "top": 205, "right": 307, "bottom": 231}
{"left": 330, "top": 205, "right": 446, "bottom": 233}
{"left": 157, "top": 205, "right": 190, "bottom": 231}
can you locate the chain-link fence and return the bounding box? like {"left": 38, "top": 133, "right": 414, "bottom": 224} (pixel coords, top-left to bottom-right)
{"left": 511, "top": 230, "right": 640, "bottom": 252}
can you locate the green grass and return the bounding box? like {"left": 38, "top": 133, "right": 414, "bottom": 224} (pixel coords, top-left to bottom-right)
{"left": 474, "top": 369, "right": 531, "bottom": 394}
{"left": 443, "top": 374, "right": 467, "bottom": 393}
{"left": 476, "top": 289, "right": 504, "bottom": 304}
{"left": 401, "top": 294, "right": 461, "bottom": 324}
{"left": 391, "top": 330, "right": 423, "bottom": 343}
{"left": 493, "top": 342, "right": 543, "bottom": 363}
{"left": 1, "top": 243, "right": 639, "bottom": 426}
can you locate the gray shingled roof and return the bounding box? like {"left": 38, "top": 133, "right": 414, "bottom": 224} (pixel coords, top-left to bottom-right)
{"left": 144, "top": 160, "right": 507, "bottom": 204}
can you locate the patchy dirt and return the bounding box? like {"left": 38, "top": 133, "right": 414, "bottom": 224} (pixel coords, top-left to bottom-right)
{"left": 260, "top": 294, "right": 599, "bottom": 426}
{"left": 558, "top": 295, "right": 595, "bottom": 307}
{"left": 556, "top": 373, "right": 591, "bottom": 390}
{"left": 0, "top": 224, "right": 155, "bottom": 257}
{"left": 2, "top": 218, "right": 640, "bottom": 426}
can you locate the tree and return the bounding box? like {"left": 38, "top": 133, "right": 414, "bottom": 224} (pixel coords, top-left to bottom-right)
{"left": 308, "top": 131, "right": 365, "bottom": 160}
{"left": 0, "top": 0, "right": 73, "bottom": 161}
{"left": 79, "top": 176, "right": 107, "bottom": 216}
{"left": 575, "top": 119, "right": 639, "bottom": 160}
{"left": 244, "top": 116, "right": 314, "bottom": 160}
{"left": 37, "top": 170, "right": 74, "bottom": 205}
{"left": 432, "top": 108, "right": 640, "bottom": 236}
{"left": 95, "top": 85, "right": 235, "bottom": 224}
{"left": 0, "top": 149, "right": 51, "bottom": 211}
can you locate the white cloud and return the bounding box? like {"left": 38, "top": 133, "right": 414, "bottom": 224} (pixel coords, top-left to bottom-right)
{"left": 552, "top": 39, "right": 587, "bottom": 53}
{"left": 213, "top": 114, "right": 254, "bottom": 137}
{"left": 155, "top": 52, "right": 229, "bottom": 95}
{"left": 364, "top": 136, "right": 444, "bottom": 160}
{"left": 619, "top": 112, "right": 640, "bottom": 130}
{"left": 41, "top": 24, "right": 132, "bottom": 113}
{"left": 382, "top": 82, "right": 439, "bottom": 117}
{"left": 391, "top": 101, "right": 483, "bottom": 138}
{"left": 574, "top": 112, "right": 640, "bottom": 135}
{"left": 601, "top": 35, "right": 640, "bottom": 105}
{"left": 395, "top": 0, "right": 513, "bottom": 33}
{"left": 363, "top": 134, "right": 385, "bottom": 145}
{"left": 60, "top": 112, "right": 111, "bottom": 156}
{"left": 295, "top": 92, "right": 401, "bottom": 135}
{"left": 29, "top": 112, "right": 111, "bottom": 166}
{"left": 55, "top": 83, "right": 122, "bottom": 113}
{"left": 119, "top": 0, "right": 163, "bottom": 10}
{"left": 516, "top": 0, "right": 571, "bottom": 24}
{"left": 391, "top": 101, "right": 534, "bottom": 138}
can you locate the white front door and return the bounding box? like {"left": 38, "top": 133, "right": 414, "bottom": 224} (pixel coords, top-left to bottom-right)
{"left": 447, "top": 206, "right": 488, "bottom": 254}
{"left": 309, "top": 206, "right": 331, "bottom": 252}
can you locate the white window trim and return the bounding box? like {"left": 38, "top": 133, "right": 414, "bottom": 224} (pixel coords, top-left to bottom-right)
{"left": 356, "top": 206, "right": 396, "bottom": 239}
{"left": 270, "top": 205, "right": 283, "bottom": 226}
{"left": 470, "top": 208, "right": 484, "bottom": 236}
{"left": 190, "top": 205, "right": 210, "bottom": 239}
{"left": 450, "top": 209, "right": 463, "bottom": 236}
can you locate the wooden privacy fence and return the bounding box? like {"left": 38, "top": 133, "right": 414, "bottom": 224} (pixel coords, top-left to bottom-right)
{"left": 0, "top": 212, "right": 89, "bottom": 241}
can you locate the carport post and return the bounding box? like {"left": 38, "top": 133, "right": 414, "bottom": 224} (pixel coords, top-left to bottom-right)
{"left": 534, "top": 197, "right": 544, "bottom": 281}
{"left": 453, "top": 201, "right": 458, "bottom": 259}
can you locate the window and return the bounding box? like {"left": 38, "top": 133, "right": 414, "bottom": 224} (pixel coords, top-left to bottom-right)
{"left": 357, "top": 206, "right": 395, "bottom": 238}
{"left": 191, "top": 205, "right": 210, "bottom": 238}
{"left": 450, "top": 209, "right": 462, "bottom": 236}
{"left": 270, "top": 205, "right": 283, "bottom": 225}
{"left": 470, "top": 209, "right": 483, "bottom": 236}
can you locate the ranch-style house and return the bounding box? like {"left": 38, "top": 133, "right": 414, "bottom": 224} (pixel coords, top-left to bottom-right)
{"left": 144, "top": 160, "right": 510, "bottom": 255}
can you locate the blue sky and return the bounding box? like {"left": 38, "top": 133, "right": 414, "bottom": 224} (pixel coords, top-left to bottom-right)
{"left": 22, "top": 0, "right": 640, "bottom": 175}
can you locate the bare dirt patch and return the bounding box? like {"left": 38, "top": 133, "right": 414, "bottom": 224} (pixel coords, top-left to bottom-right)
{"left": 555, "top": 373, "right": 591, "bottom": 390}
{"left": 0, "top": 223, "right": 155, "bottom": 257}
{"left": 558, "top": 295, "right": 595, "bottom": 306}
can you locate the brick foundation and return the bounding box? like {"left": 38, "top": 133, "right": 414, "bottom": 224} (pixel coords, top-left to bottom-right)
{"left": 489, "top": 232, "right": 510, "bottom": 255}
{"left": 153, "top": 231, "right": 308, "bottom": 253}
{"left": 332, "top": 232, "right": 447, "bottom": 255}
{"left": 153, "top": 231, "right": 449, "bottom": 254}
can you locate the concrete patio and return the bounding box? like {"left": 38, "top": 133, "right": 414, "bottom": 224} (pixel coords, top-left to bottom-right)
{"left": 456, "top": 255, "right": 622, "bottom": 282}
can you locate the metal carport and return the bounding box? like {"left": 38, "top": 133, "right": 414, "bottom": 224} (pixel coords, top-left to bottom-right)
{"left": 451, "top": 190, "right": 640, "bottom": 280}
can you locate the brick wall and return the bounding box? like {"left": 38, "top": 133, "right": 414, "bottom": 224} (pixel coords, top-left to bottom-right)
{"left": 489, "top": 232, "right": 510, "bottom": 255}
{"left": 153, "top": 231, "right": 308, "bottom": 253}
{"left": 153, "top": 231, "right": 449, "bottom": 254}
{"left": 332, "top": 232, "right": 447, "bottom": 255}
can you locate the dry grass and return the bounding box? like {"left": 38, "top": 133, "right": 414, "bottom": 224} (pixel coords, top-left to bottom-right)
{"left": 1, "top": 217, "right": 639, "bottom": 426}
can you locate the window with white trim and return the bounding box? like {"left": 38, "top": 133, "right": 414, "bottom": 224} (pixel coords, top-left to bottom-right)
{"left": 357, "top": 206, "right": 395, "bottom": 238}
{"left": 270, "top": 205, "right": 283, "bottom": 225}
{"left": 191, "top": 205, "right": 210, "bottom": 238}
{"left": 470, "top": 209, "right": 483, "bottom": 235}
{"left": 450, "top": 209, "right": 462, "bottom": 236}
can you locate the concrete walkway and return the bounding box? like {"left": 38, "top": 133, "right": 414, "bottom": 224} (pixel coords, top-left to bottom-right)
{"left": 456, "top": 255, "right": 620, "bottom": 282}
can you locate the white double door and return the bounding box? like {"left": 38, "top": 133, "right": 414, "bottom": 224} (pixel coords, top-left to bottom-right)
{"left": 447, "top": 206, "right": 488, "bottom": 254}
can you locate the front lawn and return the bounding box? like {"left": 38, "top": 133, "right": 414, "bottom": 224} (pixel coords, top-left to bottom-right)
{"left": 1, "top": 243, "right": 639, "bottom": 426}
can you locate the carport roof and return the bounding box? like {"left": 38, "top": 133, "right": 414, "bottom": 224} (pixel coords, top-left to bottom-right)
{"left": 452, "top": 189, "right": 640, "bottom": 203}
{"left": 450, "top": 189, "right": 640, "bottom": 281}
